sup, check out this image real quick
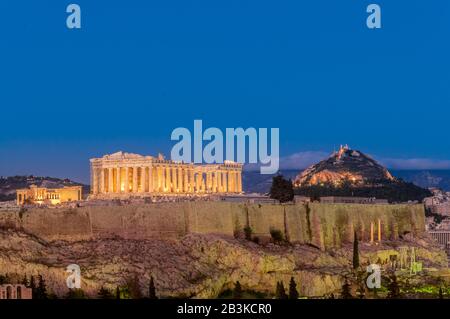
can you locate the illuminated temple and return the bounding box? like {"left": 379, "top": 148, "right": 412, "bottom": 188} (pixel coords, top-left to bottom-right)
{"left": 90, "top": 151, "right": 243, "bottom": 198}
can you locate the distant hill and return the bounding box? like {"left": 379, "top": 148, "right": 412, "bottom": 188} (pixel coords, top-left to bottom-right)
{"left": 294, "top": 145, "right": 394, "bottom": 187}
{"left": 243, "top": 169, "right": 450, "bottom": 194}
{"left": 0, "top": 176, "right": 89, "bottom": 202}
{"left": 243, "top": 146, "right": 434, "bottom": 203}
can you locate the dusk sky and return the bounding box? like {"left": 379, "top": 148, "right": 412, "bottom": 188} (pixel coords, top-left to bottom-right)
{"left": 0, "top": 0, "right": 449, "bottom": 183}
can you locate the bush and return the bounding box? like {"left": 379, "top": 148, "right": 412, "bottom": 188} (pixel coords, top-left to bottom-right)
{"left": 244, "top": 226, "right": 253, "bottom": 241}
{"left": 270, "top": 228, "right": 284, "bottom": 243}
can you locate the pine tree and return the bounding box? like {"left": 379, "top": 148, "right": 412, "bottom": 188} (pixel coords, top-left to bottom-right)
{"left": 288, "top": 277, "right": 299, "bottom": 299}
{"left": 341, "top": 280, "right": 352, "bottom": 299}
{"left": 149, "top": 276, "right": 157, "bottom": 299}
{"left": 357, "top": 284, "right": 365, "bottom": 299}
{"left": 275, "top": 281, "right": 288, "bottom": 299}
{"left": 126, "top": 275, "right": 142, "bottom": 299}
{"left": 35, "top": 275, "right": 48, "bottom": 299}
{"left": 233, "top": 281, "right": 243, "bottom": 299}
{"left": 387, "top": 274, "right": 401, "bottom": 299}
{"left": 21, "top": 274, "right": 29, "bottom": 286}
{"left": 352, "top": 231, "right": 359, "bottom": 270}
{"left": 98, "top": 286, "right": 113, "bottom": 299}
{"left": 29, "top": 275, "right": 36, "bottom": 297}
{"left": 269, "top": 175, "right": 294, "bottom": 203}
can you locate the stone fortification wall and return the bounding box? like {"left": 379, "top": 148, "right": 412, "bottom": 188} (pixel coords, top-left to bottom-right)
{"left": 0, "top": 202, "right": 425, "bottom": 249}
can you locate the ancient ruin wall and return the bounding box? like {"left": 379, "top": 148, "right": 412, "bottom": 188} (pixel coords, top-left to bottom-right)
{"left": 0, "top": 202, "right": 425, "bottom": 249}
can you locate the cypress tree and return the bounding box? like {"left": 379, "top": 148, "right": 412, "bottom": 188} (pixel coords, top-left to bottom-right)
{"left": 21, "top": 274, "right": 29, "bottom": 286}
{"left": 288, "top": 277, "right": 299, "bottom": 299}
{"left": 352, "top": 231, "right": 359, "bottom": 270}
{"left": 387, "top": 274, "right": 401, "bottom": 299}
{"left": 115, "top": 286, "right": 121, "bottom": 299}
{"left": 275, "top": 281, "right": 288, "bottom": 299}
{"left": 233, "top": 281, "right": 243, "bottom": 299}
{"left": 341, "top": 280, "right": 353, "bottom": 299}
{"left": 149, "top": 276, "right": 157, "bottom": 299}
{"left": 36, "top": 275, "right": 48, "bottom": 299}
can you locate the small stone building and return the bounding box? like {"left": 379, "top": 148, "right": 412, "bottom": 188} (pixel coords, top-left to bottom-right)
{"left": 16, "top": 185, "right": 83, "bottom": 205}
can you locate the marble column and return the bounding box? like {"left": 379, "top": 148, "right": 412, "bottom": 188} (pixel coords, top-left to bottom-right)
{"left": 172, "top": 166, "right": 178, "bottom": 192}
{"left": 217, "top": 171, "right": 222, "bottom": 192}
{"left": 228, "top": 171, "right": 233, "bottom": 192}
{"left": 124, "top": 167, "right": 129, "bottom": 193}
{"left": 195, "top": 173, "right": 201, "bottom": 192}
{"left": 140, "top": 167, "right": 146, "bottom": 192}
{"left": 108, "top": 168, "right": 114, "bottom": 193}
{"left": 158, "top": 166, "right": 163, "bottom": 192}
{"left": 184, "top": 168, "right": 189, "bottom": 192}
{"left": 178, "top": 167, "right": 183, "bottom": 193}
{"left": 190, "top": 169, "right": 195, "bottom": 192}
{"left": 223, "top": 171, "right": 228, "bottom": 192}
{"left": 237, "top": 171, "right": 242, "bottom": 193}
{"left": 116, "top": 167, "right": 121, "bottom": 193}
{"left": 165, "top": 166, "right": 171, "bottom": 192}
{"left": 132, "top": 167, "right": 138, "bottom": 193}
{"left": 148, "top": 166, "right": 153, "bottom": 192}
{"left": 212, "top": 172, "right": 217, "bottom": 193}
{"left": 100, "top": 168, "right": 105, "bottom": 194}
{"left": 92, "top": 167, "right": 99, "bottom": 194}
{"left": 206, "top": 172, "right": 212, "bottom": 192}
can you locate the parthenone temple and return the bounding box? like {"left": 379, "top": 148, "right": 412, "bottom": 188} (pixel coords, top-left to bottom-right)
{"left": 90, "top": 152, "right": 243, "bottom": 198}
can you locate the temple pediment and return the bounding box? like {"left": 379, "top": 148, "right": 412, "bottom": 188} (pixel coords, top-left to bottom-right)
{"left": 103, "top": 151, "right": 146, "bottom": 160}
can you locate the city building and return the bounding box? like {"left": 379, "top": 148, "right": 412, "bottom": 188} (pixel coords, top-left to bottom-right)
{"left": 90, "top": 151, "right": 243, "bottom": 198}
{"left": 0, "top": 284, "right": 32, "bottom": 299}
{"left": 16, "top": 185, "right": 82, "bottom": 205}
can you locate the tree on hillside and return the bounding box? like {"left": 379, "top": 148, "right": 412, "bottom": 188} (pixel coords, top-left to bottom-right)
{"left": 29, "top": 275, "right": 36, "bottom": 295}
{"left": 233, "top": 281, "right": 243, "bottom": 299}
{"left": 148, "top": 276, "right": 157, "bottom": 299}
{"left": 35, "top": 275, "right": 48, "bottom": 299}
{"left": 275, "top": 281, "right": 288, "bottom": 299}
{"left": 341, "top": 279, "right": 353, "bottom": 299}
{"left": 126, "top": 274, "right": 143, "bottom": 299}
{"left": 352, "top": 231, "right": 360, "bottom": 270}
{"left": 98, "top": 286, "right": 113, "bottom": 299}
{"left": 387, "top": 274, "right": 401, "bottom": 299}
{"left": 270, "top": 175, "right": 294, "bottom": 203}
{"left": 288, "top": 277, "right": 299, "bottom": 299}
{"left": 21, "top": 275, "right": 29, "bottom": 286}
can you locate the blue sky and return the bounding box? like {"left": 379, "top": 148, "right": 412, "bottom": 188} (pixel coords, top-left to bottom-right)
{"left": 0, "top": 0, "right": 449, "bottom": 183}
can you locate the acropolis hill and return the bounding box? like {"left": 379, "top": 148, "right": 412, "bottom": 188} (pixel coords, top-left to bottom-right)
{"left": 0, "top": 201, "right": 447, "bottom": 298}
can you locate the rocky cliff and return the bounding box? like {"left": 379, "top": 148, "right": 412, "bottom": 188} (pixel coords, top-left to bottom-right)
{"left": 0, "top": 202, "right": 446, "bottom": 298}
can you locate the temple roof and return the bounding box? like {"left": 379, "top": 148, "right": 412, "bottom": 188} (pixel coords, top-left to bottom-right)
{"left": 102, "top": 151, "right": 152, "bottom": 160}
